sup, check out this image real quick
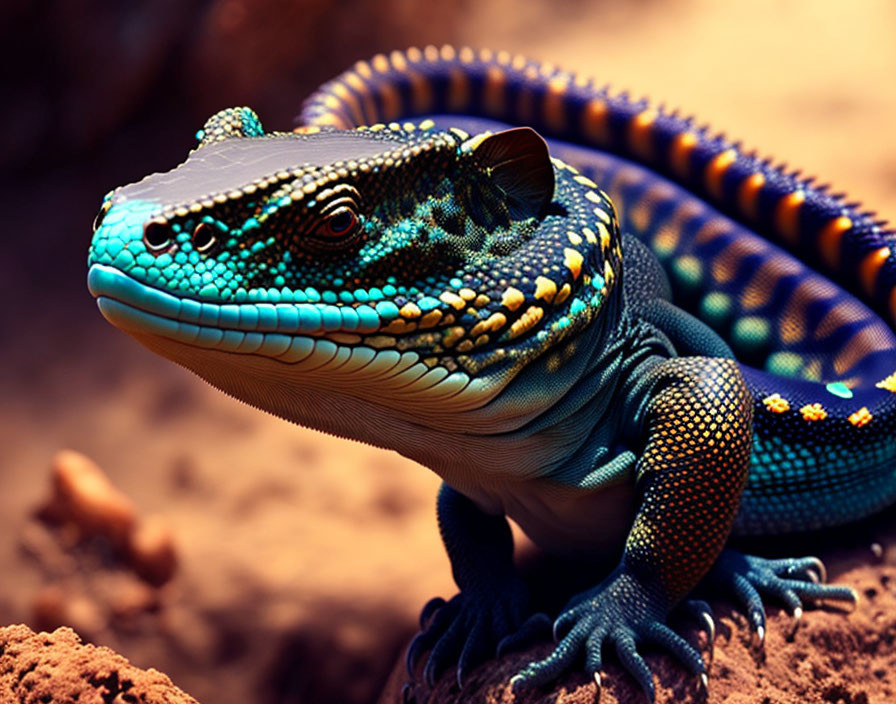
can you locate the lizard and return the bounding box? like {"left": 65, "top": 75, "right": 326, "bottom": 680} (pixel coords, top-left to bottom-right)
{"left": 87, "top": 45, "right": 896, "bottom": 701}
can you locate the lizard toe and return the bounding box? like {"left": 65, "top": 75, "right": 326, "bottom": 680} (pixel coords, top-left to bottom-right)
{"left": 707, "top": 549, "right": 858, "bottom": 643}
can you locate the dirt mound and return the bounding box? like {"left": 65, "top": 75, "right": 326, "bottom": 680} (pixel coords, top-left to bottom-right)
{"left": 0, "top": 624, "right": 197, "bottom": 704}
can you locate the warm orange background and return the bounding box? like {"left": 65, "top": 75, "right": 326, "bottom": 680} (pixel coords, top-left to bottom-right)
{"left": 1, "top": 2, "right": 895, "bottom": 703}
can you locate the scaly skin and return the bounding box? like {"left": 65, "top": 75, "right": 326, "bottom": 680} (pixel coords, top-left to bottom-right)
{"left": 88, "top": 47, "right": 896, "bottom": 700}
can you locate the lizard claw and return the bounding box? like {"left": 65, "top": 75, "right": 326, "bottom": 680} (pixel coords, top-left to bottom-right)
{"left": 787, "top": 606, "right": 803, "bottom": 640}
{"left": 401, "top": 682, "right": 416, "bottom": 704}
{"left": 680, "top": 599, "right": 715, "bottom": 664}
{"left": 751, "top": 624, "right": 765, "bottom": 650}
{"left": 513, "top": 569, "right": 707, "bottom": 702}
{"left": 708, "top": 549, "right": 855, "bottom": 645}
{"left": 419, "top": 596, "right": 446, "bottom": 628}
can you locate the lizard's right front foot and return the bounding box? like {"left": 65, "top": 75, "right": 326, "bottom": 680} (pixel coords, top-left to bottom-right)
{"left": 405, "top": 578, "right": 549, "bottom": 692}
{"left": 707, "top": 549, "right": 859, "bottom": 642}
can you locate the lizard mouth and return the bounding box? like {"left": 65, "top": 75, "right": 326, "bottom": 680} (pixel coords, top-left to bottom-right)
{"left": 88, "top": 263, "right": 383, "bottom": 360}
{"left": 87, "top": 264, "right": 479, "bottom": 397}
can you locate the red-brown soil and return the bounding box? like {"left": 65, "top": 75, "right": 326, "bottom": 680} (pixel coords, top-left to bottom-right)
{"left": 2, "top": 2, "right": 896, "bottom": 704}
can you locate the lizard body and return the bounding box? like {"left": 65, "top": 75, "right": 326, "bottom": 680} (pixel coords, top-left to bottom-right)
{"left": 88, "top": 46, "right": 896, "bottom": 699}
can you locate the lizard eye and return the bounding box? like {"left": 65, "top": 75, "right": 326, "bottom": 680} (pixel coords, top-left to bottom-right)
{"left": 143, "top": 219, "right": 172, "bottom": 251}
{"left": 308, "top": 201, "right": 362, "bottom": 251}
{"left": 321, "top": 208, "right": 358, "bottom": 238}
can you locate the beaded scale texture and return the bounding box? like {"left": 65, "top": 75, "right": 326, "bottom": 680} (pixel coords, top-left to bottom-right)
{"left": 87, "top": 46, "right": 896, "bottom": 700}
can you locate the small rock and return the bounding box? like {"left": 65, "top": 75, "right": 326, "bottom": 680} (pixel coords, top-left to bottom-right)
{"left": 128, "top": 515, "right": 178, "bottom": 586}
{"left": 50, "top": 449, "right": 137, "bottom": 547}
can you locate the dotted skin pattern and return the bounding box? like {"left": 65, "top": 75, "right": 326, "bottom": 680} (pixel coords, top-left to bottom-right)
{"left": 301, "top": 46, "right": 896, "bottom": 536}
{"left": 629, "top": 357, "right": 752, "bottom": 599}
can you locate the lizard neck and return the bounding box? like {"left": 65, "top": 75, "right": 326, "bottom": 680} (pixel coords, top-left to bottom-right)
{"left": 129, "top": 286, "right": 625, "bottom": 489}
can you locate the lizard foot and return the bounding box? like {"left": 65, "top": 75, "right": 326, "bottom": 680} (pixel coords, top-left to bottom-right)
{"left": 406, "top": 577, "right": 534, "bottom": 690}
{"left": 707, "top": 549, "right": 859, "bottom": 642}
{"left": 510, "top": 568, "right": 707, "bottom": 702}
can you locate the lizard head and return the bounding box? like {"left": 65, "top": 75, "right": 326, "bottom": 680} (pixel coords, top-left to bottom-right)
{"left": 88, "top": 108, "right": 621, "bottom": 438}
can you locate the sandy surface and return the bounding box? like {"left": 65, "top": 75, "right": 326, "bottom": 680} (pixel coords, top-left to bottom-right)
{"left": 2, "top": 2, "right": 896, "bottom": 703}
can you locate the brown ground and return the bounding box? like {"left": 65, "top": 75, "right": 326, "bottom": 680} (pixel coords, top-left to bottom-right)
{"left": 2, "top": 2, "right": 896, "bottom": 703}
{"left": 0, "top": 624, "right": 197, "bottom": 704}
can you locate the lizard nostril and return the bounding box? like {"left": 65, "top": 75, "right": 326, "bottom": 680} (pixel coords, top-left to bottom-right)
{"left": 192, "top": 222, "right": 217, "bottom": 252}
{"left": 143, "top": 219, "right": 172, "bottom": 251}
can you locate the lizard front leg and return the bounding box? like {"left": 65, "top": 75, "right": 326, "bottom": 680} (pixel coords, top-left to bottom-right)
{"left": 406, "top": 483, "right": 546, "bottom": 691}
{"left": 513, "top": 356, "right": 753, "bottom": 700}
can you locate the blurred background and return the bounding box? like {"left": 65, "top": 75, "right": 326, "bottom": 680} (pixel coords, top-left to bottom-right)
{"left": 1, "top": 1, "right": 895, "bottom": 703}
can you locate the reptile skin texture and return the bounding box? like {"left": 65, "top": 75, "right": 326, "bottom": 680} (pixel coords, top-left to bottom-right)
{"left": 87, "top": 47, "right": 895, "bottom": 700}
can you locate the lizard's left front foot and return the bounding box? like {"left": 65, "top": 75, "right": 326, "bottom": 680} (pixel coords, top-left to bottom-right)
{"left": 511, "top": 568, "right": 707, "bottom": 702}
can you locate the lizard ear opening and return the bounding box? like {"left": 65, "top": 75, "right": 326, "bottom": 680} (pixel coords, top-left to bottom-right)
{"left": 471, "top": 127, "right": 555, "bottom": 220}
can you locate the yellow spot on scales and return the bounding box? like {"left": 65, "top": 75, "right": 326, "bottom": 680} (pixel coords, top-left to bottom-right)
{"left": 508, "top": 306, "right": 544, "bottom": 339}
{"left": 859, "top": 247, "right": 891, "bottom": 297}
{"left": 439, "top": 291, "right": 466, "bottom": 310}
{"left": 594, "top": 207, "right": 612, "bottom": 225}
{"left": 442, "top": 326, "right": 466, "bottom": 348}
{"left": 418, "top": 310, "right": 443, "bottom": 329}
{"left": 567, "top": 231, "right": 583, "bottom": 245}
{"left": 501, "top": 287, "right": 525, "bottom": 311}
{"left": 875, "top": 372, "right": 896, "bottom": 393}
{"left": 762, "top": 393, "right": 790, "bottom": 413}
{"left": 799, "top": 403, "right": 827, "bottom": 422}
{"left": 775, "top": 191, "right": 806, "bottom": 245}
{"left": 670, "top": 131, "right": 697, "bottom": 179}
{"left": 470, "top": 312, "right": 508, "bottom": 338}
{"left": 554, "top": 283, "right": 572, "bottom": 305}
{"left": 582, "top": 98, "right": 610, "bottom": 145}
{"left": 574, "top": 175, "right": 598, "bottom": 188}
{"left": 459, "top": 288, "right": 477, "bottom": 301}
{"left": 848, "top": 407, "right": 873, "bottom": 427}
{"left": 399, "top": 302, "right": 421, "bottom": 319}
{"left": 585, "top": 190, "right": 602, "bottom": 204}
{"left": 737, "top": 172, "right": 765, "bottom": 220}
{"left": 603, "top": 260, "right": 615, "bottom": 286}
{"left": 544, "top": 76, "right": 569, "bottom": 132}
{"left": 629, "top": 108, "right": 658, "bottom": 161}
{"left": 705, "top": 148, "right": 737, "bottom": 201}
{"left": 819, "top": 216, "right": 852, "bottom": 270}
{"left": 564, "top": 248, "right": 584, "bottom": 279}
{"left": 534, "top": 276, "right": 558, "bottom": 302}
{"left": 484, "top": 65, "right": 507, "bottom": 116}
